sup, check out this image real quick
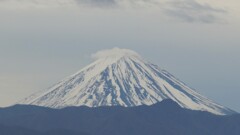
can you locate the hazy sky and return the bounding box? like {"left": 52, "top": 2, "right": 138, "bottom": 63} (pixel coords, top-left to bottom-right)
{"left": 0, "top": 0, "right": 239, "bottom": 112}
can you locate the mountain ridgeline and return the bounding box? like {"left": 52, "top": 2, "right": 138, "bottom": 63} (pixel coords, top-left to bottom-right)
{"left": 0, "top": 99, "right": 239, "bottom": 135}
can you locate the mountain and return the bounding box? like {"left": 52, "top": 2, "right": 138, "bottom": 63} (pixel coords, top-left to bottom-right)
{"left": 19, "top": 48, "right": 234, "bottom": 115}
{"left": 1, "top": 100, "right": 240, "bottom": 135}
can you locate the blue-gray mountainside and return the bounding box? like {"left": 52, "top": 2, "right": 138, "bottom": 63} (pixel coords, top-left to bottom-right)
{"left": 0, "top": 99, "right": 239, "bottom": 135}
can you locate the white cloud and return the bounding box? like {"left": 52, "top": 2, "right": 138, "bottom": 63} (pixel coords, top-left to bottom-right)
{"left": 0, "top": 0, "right": 228, "bottom": 23}
{"left": 163, "top": 0, "right": 227, "bottom": 23}
{"left": 91, "top": 48, "right": 141, "bottom": 60}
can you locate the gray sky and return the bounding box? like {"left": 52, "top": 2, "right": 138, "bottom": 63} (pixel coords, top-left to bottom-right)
{"left": 0, "top": 0, "right": 239, "bottom": 112}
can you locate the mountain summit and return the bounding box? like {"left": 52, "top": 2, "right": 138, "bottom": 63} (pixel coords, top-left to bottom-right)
{"left": 19, "top": 48, "right": 234, "bottom": 115}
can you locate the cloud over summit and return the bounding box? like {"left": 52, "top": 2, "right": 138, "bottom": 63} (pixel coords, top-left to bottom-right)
{"left": 91, "top": 48, "right": 141, "bottom": 60}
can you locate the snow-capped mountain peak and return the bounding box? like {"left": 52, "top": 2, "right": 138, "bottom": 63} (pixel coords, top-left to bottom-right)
{"left": 19, "top": 48, "right": 234, "bottom": 115}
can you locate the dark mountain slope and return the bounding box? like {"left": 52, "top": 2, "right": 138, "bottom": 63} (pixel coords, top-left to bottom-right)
{"left": 0, "top": 100, "right": 239, "bottom": 135}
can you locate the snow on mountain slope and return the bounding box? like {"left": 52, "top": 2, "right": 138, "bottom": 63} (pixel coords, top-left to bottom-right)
{"left": 19, "top": 48, "right": 234, "bottom": 115}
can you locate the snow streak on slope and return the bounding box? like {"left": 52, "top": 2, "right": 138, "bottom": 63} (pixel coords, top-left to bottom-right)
{"left": 19, "top": 48, "right": 234, "bottom": 115}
